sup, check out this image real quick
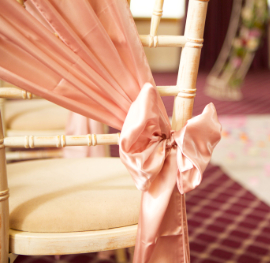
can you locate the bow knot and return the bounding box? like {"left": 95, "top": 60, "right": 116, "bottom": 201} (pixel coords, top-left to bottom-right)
{"left": 165, "top": 130, "right": 177, "bottom": 149}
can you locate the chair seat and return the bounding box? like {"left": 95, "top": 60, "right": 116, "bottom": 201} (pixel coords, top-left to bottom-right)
{"left": 8, "top": 158, "right": 140, "bottom": 233}
{"left": 5, "top": 100, "right": 69, "bottom": 130}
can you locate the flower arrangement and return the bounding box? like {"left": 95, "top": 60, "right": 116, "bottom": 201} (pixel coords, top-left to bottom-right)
{"left": 226, "top": 0, "right": 268, "bottom": 88}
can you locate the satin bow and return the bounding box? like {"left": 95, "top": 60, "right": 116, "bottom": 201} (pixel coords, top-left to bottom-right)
{"left": 119, "top": 83, "right": 221, "bottom": 263}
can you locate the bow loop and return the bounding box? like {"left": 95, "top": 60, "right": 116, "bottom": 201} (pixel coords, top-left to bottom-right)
{"left": 119, "top": 83, "right": 171, "bottom": 191}
{"left": 174, "top": 103, "right": 222, "bottom": 194}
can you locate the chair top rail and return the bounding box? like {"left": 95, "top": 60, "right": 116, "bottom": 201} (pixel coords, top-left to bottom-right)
{"left": 0, "top": 85, "right": 190, "bottom": 99}
{"left": 4, "top": 133, "right": 120, "bottom": 148}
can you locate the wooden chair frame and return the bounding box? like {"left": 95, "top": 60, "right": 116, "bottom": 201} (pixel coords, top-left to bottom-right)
{"left": 0, "top": 0, "right": 209, "bottom": 262}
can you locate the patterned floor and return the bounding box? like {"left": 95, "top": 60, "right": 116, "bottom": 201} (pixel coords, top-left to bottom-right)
{"left": 14, "top": 252, "right": 119, "bottom": 263}
{"left": 14, "top": 254, "right": 97, "bottom": 263}
{"left": 186, "top": 164, "right": 270, "bottom": 263}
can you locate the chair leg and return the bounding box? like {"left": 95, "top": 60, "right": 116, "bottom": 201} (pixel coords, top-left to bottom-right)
{"left": 8, "top": 254, "right": 17, "bottom": 263}
{"left": 54, "top": 255, "right": 61, "bottom": 261}
{"left": 0, "top": 111, "right": 9, "bottom": 263}
{"left": 0, "top": 99, "right": 6, "bottom": 136}
{"left": 115, "top": 249, "right": 127, "bottom": 263}
{"left": 97, "top": 250, "right": 114, "bottom": 260}
{"left": 128, "top": 247, "right": 134, "bottom": 263}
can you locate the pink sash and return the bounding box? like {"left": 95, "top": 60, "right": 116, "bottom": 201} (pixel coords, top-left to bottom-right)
{"left": 120, "top": 84, "right": 221, "bottom": 262}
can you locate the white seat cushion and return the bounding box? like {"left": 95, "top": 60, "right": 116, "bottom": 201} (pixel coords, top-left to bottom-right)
{"left": 5, "top": 100, "right": 69, "bottom": 130}
{"left": 8, "top": 158, "right": 140, "bottom": 233}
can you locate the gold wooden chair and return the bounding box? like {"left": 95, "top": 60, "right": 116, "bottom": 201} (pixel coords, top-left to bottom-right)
{"left": 0, "top": 0, "right": 210, "bottom": 262}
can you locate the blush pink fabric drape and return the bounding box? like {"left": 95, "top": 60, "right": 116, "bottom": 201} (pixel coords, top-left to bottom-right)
{"left": 0, "top": 1, "right": 222, "bottom": 262}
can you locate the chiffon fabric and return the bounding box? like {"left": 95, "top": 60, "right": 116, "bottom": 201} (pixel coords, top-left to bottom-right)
{"left": 0, "top": 1, "right": 222, "bottom": 262}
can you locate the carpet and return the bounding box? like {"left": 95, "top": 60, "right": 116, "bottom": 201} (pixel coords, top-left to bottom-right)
{"left": 186, "top": 164, "right": 270, "bottom": 263}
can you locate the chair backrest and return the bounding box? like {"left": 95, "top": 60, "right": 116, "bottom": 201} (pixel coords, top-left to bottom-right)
{"left": 0, "top": 0, "right": 209, "bottom": 259}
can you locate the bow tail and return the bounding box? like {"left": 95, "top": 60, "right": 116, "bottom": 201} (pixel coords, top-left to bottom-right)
{"left": 133, "top": 148, "right": 190, "bottom": 263}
